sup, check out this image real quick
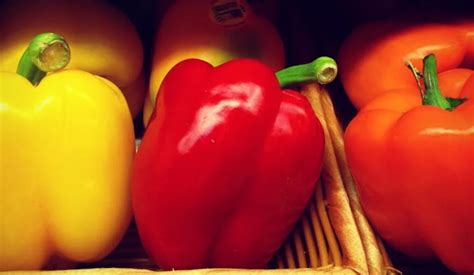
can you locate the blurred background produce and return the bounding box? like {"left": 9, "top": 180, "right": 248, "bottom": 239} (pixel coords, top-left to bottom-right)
{"left": 142, "top": 0, "right": 285, "bottom": 126}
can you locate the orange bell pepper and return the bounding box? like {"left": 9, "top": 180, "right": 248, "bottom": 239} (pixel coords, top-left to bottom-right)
{"left": 338, "top": 17, "right": 474, "bottom": 109}
{"left": 344, "top": 54, "right": 474, "bottom": 273}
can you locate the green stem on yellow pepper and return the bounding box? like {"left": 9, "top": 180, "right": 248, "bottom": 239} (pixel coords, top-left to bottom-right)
{"left": 422, "top": 54, "right": 466, "bottom": 111}
{"left": 276, "top": 56, "right": 338, "bottom": 88}
{"left": 17, "top": 32, "right": 71, "bottom": 86}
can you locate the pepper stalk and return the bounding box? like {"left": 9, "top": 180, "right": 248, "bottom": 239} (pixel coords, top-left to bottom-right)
{"left": 17, "top": 32, "right": 71, "bottom": 86}
{"left": 276, "top": 56, "right": 338, "bottom": 88}
{"left": 408, "top": 54, "right": 467, "bottom": 111}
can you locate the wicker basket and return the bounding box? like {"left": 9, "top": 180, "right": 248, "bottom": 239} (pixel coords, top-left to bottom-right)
{"left": 274, "top": 84, "right": 397, "bottom": 274}
{"left": 5, "top": 84, "right": 398, "bottom": 275}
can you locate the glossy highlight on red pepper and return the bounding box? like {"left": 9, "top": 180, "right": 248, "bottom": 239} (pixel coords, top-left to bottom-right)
{"left": 132, "top": 58, "right": 326, "bottom": 269}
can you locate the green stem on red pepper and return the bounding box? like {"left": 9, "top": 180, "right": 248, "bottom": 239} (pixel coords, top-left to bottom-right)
{"left": 422, "top": 54, "right": 467, "bottom": 111}
{"left": 17, "top": 32, "right": 71, "bottom": 86}
{"left": 276, "top": 56, "right": 338, "bottom": 88}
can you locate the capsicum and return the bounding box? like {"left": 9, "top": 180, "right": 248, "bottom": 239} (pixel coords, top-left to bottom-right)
{"left": 132, "top": 57, "right": 337, "bottom": 269}
{"left": 144, "top": 0, "right": 285, "bottom": 125}
{"left": 0, "top": 33, "right": 135, "bottom": 271}
{"left": 338, "top": 17, "right": 474, "bottom": 109}
{"left": 344, "top": 54, "right": 473, "bottom": 273}
{"left": 0, "top": 0, "right": 145, "bottom": 117}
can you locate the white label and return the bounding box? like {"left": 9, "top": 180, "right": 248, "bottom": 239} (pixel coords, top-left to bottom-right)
{"left": 209, "top": 0, "right": 248, "bottom": 28}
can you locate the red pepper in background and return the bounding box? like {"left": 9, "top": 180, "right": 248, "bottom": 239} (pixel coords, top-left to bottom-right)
{"left": 338, "top": 18, "right": 474, "bottom": 110}
{"left": 344, "top": 54, "right": 474, "bottom": 273}
{"left": 132, "top": 57, "right": 337, "bottom": 269}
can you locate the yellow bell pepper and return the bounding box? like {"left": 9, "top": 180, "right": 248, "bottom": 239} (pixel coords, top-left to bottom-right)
{"left": 0, "top": 33, "right": 135, "bottom": 271}
{"left": 144, "top": 0, "right": 286, "bottom": 125}
{"left": 0, "top": 0, "right": 145, "bottom": 117}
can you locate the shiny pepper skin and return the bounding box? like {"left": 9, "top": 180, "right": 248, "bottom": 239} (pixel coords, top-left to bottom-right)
{"left": 132, "top": 58, "right": 324, "bottom": 269}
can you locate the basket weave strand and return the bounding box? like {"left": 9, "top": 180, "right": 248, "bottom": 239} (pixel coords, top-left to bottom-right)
{"left": 275, "top": 83, "right": 398, "bottom": 274}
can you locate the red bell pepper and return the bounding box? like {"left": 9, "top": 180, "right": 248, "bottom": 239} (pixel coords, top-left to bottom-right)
{"left": 132, "top": 57, "right": 337, "bottom": 269}
{"left": 344, "top": 54, "right": 474, "bottom": 273}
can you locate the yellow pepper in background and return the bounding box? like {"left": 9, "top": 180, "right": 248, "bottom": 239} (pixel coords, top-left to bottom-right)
{"left": 0, "top": 0, "right": 145, "bottom": 117}
{"left": 144, "top": 0, "right": 286, "bottom": 125}
{"left": 0, "top": 33, "right": 135, "bottom": 271}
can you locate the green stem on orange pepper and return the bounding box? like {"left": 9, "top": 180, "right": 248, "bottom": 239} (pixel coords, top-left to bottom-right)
{"left": 422, "top": 54, "right": 451, "bottom": 109}
{"left": 276, "top": 56, "right": 338, "bottom": 88}
{"left": 422, "top": 54, "right": 466, "bottom": 111}
{"left": 17, "top": 32, "right": 71, "bottom": 86}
